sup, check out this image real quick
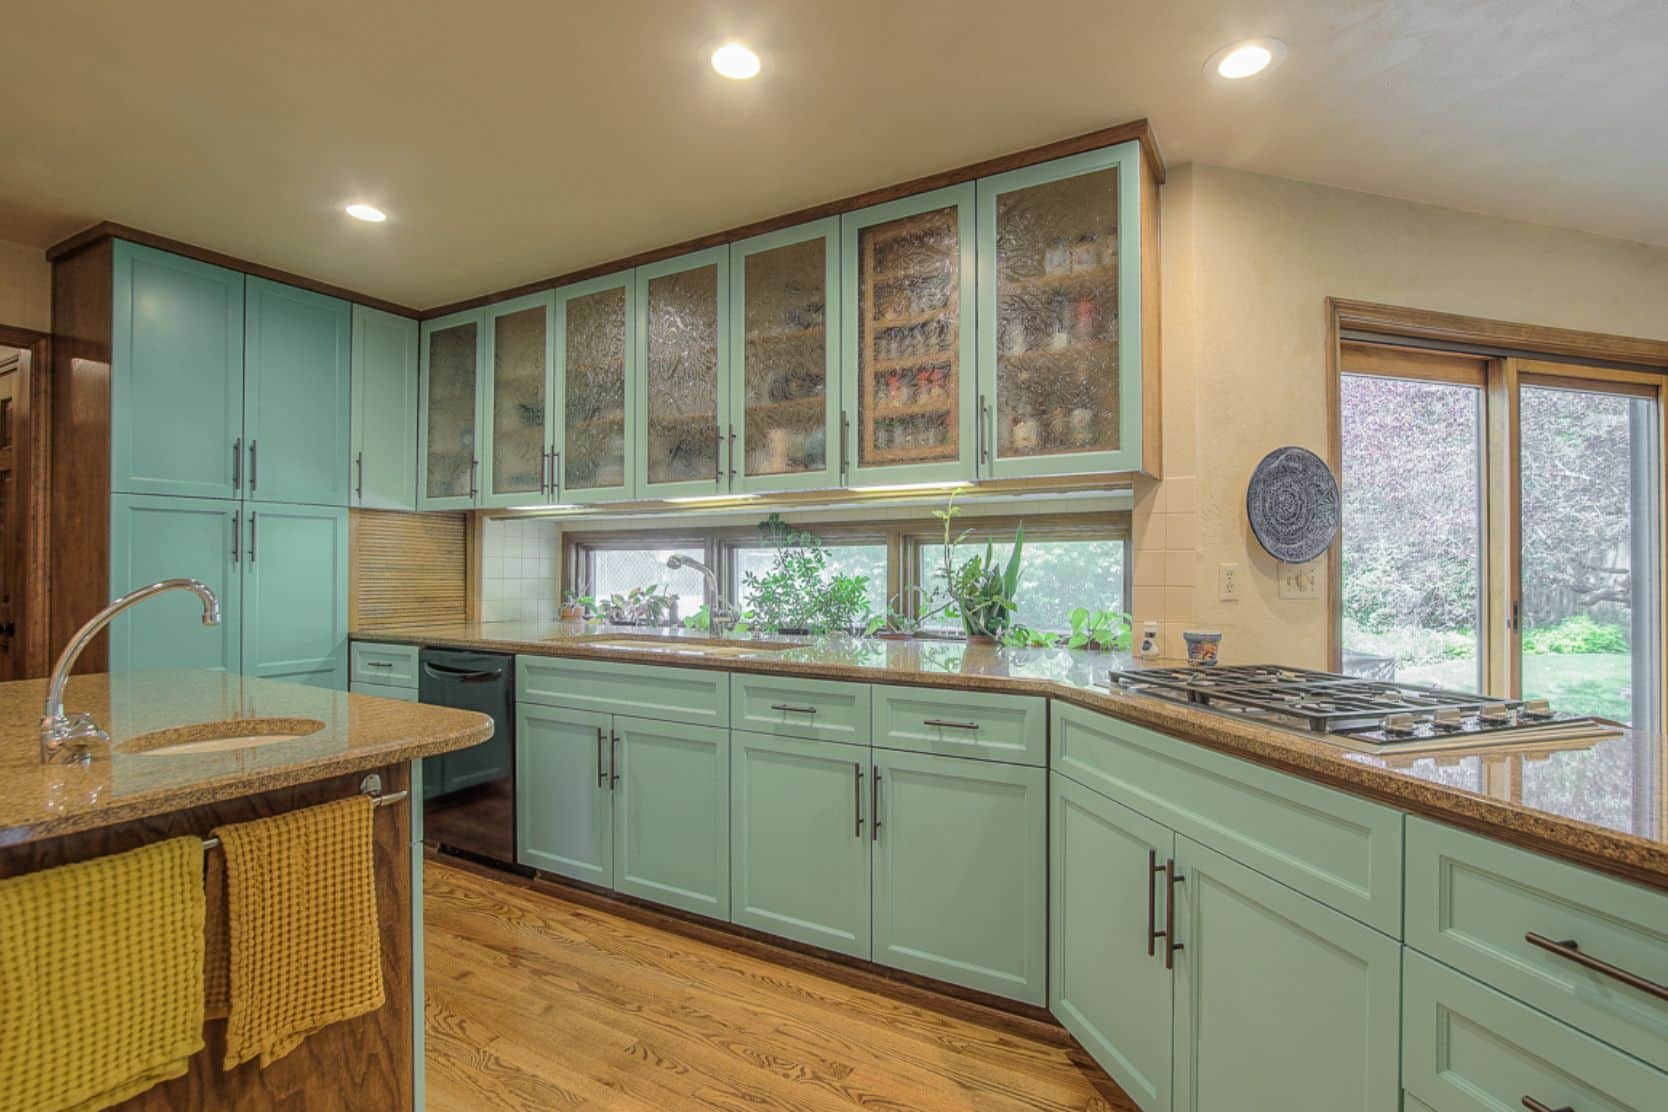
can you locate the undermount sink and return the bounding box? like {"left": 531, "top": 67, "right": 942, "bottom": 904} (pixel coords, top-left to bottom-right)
{"left": 573, "top": 634, "right": 799, "bottom": 659}
{"left": 118, "top": 716, "right": 328, "bottom": 755}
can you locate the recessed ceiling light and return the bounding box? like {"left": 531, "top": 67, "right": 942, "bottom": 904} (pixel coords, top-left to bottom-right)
{"left": 1206, "top": 37, "right": 1286, "bottom": 80}
{"left": 711, "top": 41, "right": 761, "bottom": 80}
{"left": 345, "top": 203, "right": 387, "bottom": 223}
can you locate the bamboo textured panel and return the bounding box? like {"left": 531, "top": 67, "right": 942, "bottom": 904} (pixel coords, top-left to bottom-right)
{"left": 350, "top": 510, "right": 468, "bottom": 629}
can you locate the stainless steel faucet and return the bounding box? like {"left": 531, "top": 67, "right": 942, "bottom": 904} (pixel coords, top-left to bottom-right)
{"left": 40, "top": 578, "right": 222, "bottom": 764}
{"left": 665, "top": 555, "right": 740, "bottom": 636}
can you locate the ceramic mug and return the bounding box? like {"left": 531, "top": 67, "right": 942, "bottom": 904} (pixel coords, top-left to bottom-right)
{"left": 1184, "top": 629, "right": 1222, "bottom": 666}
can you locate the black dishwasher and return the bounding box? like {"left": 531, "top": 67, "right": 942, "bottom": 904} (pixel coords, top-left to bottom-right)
{"left": 418, "top": 648, "right": 516, "bottom": 868}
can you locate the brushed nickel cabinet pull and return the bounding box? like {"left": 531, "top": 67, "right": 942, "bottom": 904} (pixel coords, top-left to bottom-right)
{"left": 248, "top": 511, "right": 257, "bottom": 564}
{"left": 468, "top": 458, "right": 479, "bottom": 500}
{"left": 870, "top": 767, "right": 881, "bottom": 842}
{"left": 365, "top": 660, "right": 394, "bottom": 669}
{"left": 771, "top": 703, "right": 818, "bottom": 715}
{"left": 232, "top": 437, "right": 241, "bottom": 491}
{"left": 1521, "top": 1098, "right": 1574, "bottom": 1112}
{"left": 248, "top": 439, "right": 258, "bottom": 491}
{"left": 1165, "top": 859, "right": 1184, "bottom": 969}
{"left": 853, "top": 763, "right": 864, "bottom": 838}
{"left": 609, "top": 731, "right": 620, "bottom": 788}
{"left": 1525, "top": 932, "right": 1668, "bottom": 1001}
{"left": 596, "top": 726, "right": 607, "bottom": 788}
{"left": 978, "top": 394, "right": 989, "bottom": 465}
{"left": 1147, "top": 849, "right": 1166, "bottom": 957}
{"left": 231, "top": 510, "right": 240, "bottom": 563}
{"left": 727, "top": 424, "right": 737, "bottom": 484}
{"left": 923, "top": 718, "right": 980, "bottom": 731}
{"left": 355, "top": 450, "right": 364, "bottom": 500}
{"left": 552, "top": 450, "right": 561, "bottom": 499}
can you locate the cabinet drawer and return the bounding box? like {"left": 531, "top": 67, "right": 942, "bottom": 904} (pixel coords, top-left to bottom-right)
{"left": 350, "top": 641, "right": 419, "bottom": 688}
{"left": 517, "top": 654, "right": 728, "bottom": 726}
{"left": 729, "top": 673, "right": 869, "bottom": 745}
{"left": 1051, "top": 701, "right": 1403, "bottom": 936}
{"left": 1406, "top": 817, "right": 1668, "bottom": 1072}
{"left": 349, "top": 680, "right": 418, "bottom": 703}
{"left": 872, "top": 684, "right": 1045, "bottom": 765}
{"left": 1403, "top": 950, "right": 1668, "bottom": 1112}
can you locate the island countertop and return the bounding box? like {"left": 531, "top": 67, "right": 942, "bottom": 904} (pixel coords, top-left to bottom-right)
{"left": 354, "top": 620, "right": 1668, "bottom": 892}
{"left": 0, "top": 671, "right": 494, "bottom": 847}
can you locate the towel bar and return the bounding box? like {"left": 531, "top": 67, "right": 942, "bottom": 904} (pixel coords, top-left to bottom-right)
{"left": 199, "top": 773, "right": 409, "bottom": 851}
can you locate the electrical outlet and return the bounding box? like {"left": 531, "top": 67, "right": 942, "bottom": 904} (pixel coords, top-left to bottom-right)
{"left": 1218, "top": 563, "right": 1241, "bottom": 601}
{"left": 1278, "top": 561, "right": 1321, "bottom": 600}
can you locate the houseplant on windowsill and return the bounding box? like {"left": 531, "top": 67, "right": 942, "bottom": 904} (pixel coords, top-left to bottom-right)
{"left": 933, "top": 492, "right": 1025, "bottom": 643}
{"left": 561, "top": 591, "right": 595, "bottom": 622}
{"left": 744, "top": 514, "right": 874, "bottom": 635}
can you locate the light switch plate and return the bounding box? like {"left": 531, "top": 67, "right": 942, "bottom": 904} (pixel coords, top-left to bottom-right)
{"left": 1279, "top": 561, "right": 1321, "bottom": 600}
{"left": 1218, "top": 563, "right": 1241, "bottom": 601}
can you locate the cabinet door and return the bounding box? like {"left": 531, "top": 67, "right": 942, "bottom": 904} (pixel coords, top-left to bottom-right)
{"left": 242, "top": 504, "right": 348, "bottom": 688}
{"left": 1051, "top": 773, "right": 1175, "bottom": 1112}
{"left": 871, "top": 748, "right": 1046, "bottom": 1004}
{"left": 634, "top": 247, "right": 729, "bottom": 499}
{"left": 517, "top": 704, "right": 614, "bottom": 886}
{"left": 111, "top": 241, "right": 244, "bottom": 499}
{"left": 350, "top": 681, "right": 418, "bottom": 702}
{"left": 976, "top": 144, "right": 1143, "bottom": 478}
{"left": 480, "top": 292, "right": 555, "bottom": 508}
{"left": 554, "top": 273, "right": 635, "bottom": 504}
{"left": 418, "top": 309, "right": 484, "bottom": 509}
{"left": 350, "top": 305, "right": 419, "bottom": 511}
{"left": 841, "top": 185, "right": 977, "bottom": 487}
{"left": 244, "top": 276, "right": 352, "bottom": 506}
{"left": 730, "top": 219, "right": 841, "bottom": 493}
{"left": 611, "top": 715, "right": 730, "bottom": 919}
{"left": 108, "top": 494, "right": 242, "bottom": 673}
{"left": 730, "top": 731, "right": 871, "bottom": 959}
{"left": 1170, "top": 836, "right": 1401, "bottom": 1112}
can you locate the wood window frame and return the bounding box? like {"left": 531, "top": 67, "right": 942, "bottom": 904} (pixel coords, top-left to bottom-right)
{"left": 1325, "top": 299, "right": 1668, "bottom": 723}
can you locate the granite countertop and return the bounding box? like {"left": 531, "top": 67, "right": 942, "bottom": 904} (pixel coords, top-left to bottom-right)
{"left": 0, "top": 671, "right": 493, "bottom": 847}
{"left": 357, "top": 620, "right": 1668, "bottom": 891}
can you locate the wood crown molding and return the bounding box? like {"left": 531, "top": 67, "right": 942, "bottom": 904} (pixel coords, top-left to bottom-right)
{"left": 1331, "top": 297, "right": 1668, "bottom": 369}
{"left": 45, "top": 221, "right": 421, "bottom": 319}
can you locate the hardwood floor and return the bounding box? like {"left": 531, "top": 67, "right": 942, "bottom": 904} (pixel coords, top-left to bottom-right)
{"left": 424, "top": 861, "right": 1135, "bottom": 1111}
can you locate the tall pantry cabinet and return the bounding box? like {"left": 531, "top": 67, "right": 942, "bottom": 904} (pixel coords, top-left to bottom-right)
{"left": 50, "top": 237, "right": 368, "bottom": 684}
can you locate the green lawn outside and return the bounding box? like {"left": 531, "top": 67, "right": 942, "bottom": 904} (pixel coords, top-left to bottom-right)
{"left": 1400, "top": 653, "right": 1632, "bottom": 723}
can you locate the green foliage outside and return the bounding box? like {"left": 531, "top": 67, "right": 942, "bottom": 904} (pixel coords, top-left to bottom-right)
{"left": 741, "top": 514, "right": 874, "bottom": 634}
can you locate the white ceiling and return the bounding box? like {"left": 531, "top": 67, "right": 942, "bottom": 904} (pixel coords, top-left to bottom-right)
{"left": 4, "top": 1, "right": 1665, "bottom": 310}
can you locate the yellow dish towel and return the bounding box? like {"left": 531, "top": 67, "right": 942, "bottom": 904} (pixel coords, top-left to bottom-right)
{"left": 211, "top": 795, "right": 385, "bottom": 1071}
{"left": 0, "top": 837, "right": 205, "bottom": 1112}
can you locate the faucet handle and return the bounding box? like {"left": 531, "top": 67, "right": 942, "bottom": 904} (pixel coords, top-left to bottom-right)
{"left": 40, "top": 712, "right": 108, "bottom": 765}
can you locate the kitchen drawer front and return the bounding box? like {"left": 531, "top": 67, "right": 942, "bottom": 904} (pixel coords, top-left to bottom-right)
{"left": 729, "top": 673, "right": 869, "bottom": 745}
{"left": 1403, "top": 949, "right": 1668, "bottom": 1112}
{"left": 516, "top": 654, "right": 729, "bottom": 726}
{"left": 872, "top": 684, "right": 1046, "bottom": 765}
{"left": 1406, "top": 817, "right": 1668, "bottom": 1072}
{"left": 1051, "top": 701, "right": 1403, "bottom": 936}
{"left": 350, "top": 641, "right": 420, "bottom": 689}
{"left": 349, "top": 680, "right": 418, "bottom": 703}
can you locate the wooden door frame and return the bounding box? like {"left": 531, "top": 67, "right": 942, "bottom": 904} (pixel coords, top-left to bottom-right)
{"left": 0, "top": 322, "right": 52, "bottom": 677}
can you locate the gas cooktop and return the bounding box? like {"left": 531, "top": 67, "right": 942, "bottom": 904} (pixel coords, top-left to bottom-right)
{"left": 1108, "top": 665, "right": 1621, "bottom": 754}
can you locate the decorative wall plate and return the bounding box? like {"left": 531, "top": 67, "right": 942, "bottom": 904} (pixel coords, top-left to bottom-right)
{"left": 1246, "top": 446, "right": 1339, "bottom": 564}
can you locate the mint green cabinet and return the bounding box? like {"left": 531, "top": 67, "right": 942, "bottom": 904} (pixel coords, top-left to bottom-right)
{"left": 1050, "top": 772, "right": 1174, "bottom": 1112}
{"left": 870, "top": 748, "right": 1046, "bottom": 1004}
{"left": 840, "top": 185, "right": 978, "bottom": 488}
{"left": 111, "top": 241, "right": 245, "bottom": 499}
{"left": 480, "top": 292, "right": 556, "bottom": 508}
{"left": 1170, "top": 835, "right": 1401, "bottom": 1112}
{"left": 418, "top": 309, "right": 485, "bottom": 509}
{"left": 634, "top": 247, "right": 730, "bottom": 499}
{"left": 241, "top": 504, "right": 348, "bottom": 688}
{"left": 517, "top": 704, "right": 614, "bottom": 886}
{"left": 244, "top": 276, "right": 352, "bottom": 506}
{"left": 730, "top": 731, "right": 871, "bottom": 959}
{"left": 108, "top": 494, "right": 243, "bottom": 673}
{"left": 554, "top": 272, "right": 636, "bottom": 504}
{"left": 351, "top": 306, "right": 419, "bottom": 511}
{"left": 975, "top": 144, "right": 1145, "bottom": 478}
{"left": 611, "top": 715, "right": 730, "bottom": 919}
{"left": 729, "top": 219, "right": 842, "bottom": 493}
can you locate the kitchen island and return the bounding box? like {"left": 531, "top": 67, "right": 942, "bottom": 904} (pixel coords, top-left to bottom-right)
{"left": 0, "top": 670, "right": 493, "bottom": 1111}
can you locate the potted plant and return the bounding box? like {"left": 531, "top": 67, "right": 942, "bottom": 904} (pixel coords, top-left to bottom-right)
{"left": 933, "top": 493, "right": 1024, "bottom": 643}
{"left": 865, "top": 585, "right": 953, "bottom": 639}
{"left": 1067, "top": 607, "right": 1133, "bottom": 651}
{"left": 743, "top": 514, "right": 874, "bottom": 635}
{"left": 600, "top": 584, "right": 675, "bottom": 627}
{"left": 560, "top": 591, "right": 594, "bottom": 622}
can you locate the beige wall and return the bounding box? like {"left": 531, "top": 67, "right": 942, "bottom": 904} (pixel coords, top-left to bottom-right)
{"left": 1145, "top": 163, "right": 1668, "bottom": 666}
{"left": 0, "top": 238, "right": 48, "bottom": 333}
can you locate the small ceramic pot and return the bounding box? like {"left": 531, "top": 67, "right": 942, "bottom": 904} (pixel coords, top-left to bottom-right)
{"left": 1184, "top": 630, "right": 1222, "bottom": 666}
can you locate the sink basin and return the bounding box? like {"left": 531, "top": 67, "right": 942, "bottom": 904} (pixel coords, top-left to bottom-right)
{"left": 573, "top": 635, "right": 799, "bottom": 659}
{"left": 118, "top": 717, "right": 328, "bottom": 755}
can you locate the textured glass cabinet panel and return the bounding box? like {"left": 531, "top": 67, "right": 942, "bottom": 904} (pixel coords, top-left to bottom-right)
{"left": 992, "top": 168, "right": 1120, "bottom": 459}
{"left": 424, "top": 321, "right": 479, "bottom": 499}
{"left": 562, "top": 286, "right": 629, "bottom": 493}
{"left": 743, "top": 238, "right": 828, "bottom": 477}
{"left": 491, "top": 306, "right": 548, "bottom": 496}
{"left": 644, "top": 265, "right": 720, "bottom": 486}
{"left": 855, "top": 207, "right": 961, "bottom": 468}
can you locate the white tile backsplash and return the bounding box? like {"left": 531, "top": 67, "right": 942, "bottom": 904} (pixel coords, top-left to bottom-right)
{"left": 481, "top": 518, "right": 559, "bottom": 623}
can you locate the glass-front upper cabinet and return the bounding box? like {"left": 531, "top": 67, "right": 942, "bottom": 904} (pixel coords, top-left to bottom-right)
{"left": 841, "top": 184, "right": 977, "bottom": 487}
{"left": 976, "top": 143, "right": 1144, "bottom": 478}
{"left": 418, "top": 308, "right": 485, "bottom": 510}
{"left": 634, "top": 246, "right": 730, "bottom": 499}
{"left": 480, "top": 292, "right": 555, "bottom": 508}
{"left": 554, "top": 272, "right": 635, "bottom": 504}
{"left": 729, "top": 218, "right": 840, "bottom": 493}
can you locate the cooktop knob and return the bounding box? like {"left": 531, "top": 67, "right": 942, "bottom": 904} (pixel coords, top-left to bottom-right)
{"left": 1382, "top": 713, "right": 1419, "bottom": 736}
{"left": 1478, "top": 703, "right": 1513, "bottom": 724}
{"left": 1520, "top": 697, "right": 1554, "bottom": 720}
{"left": 1431, "top": 707, "right": 1465, "bottom": 732}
